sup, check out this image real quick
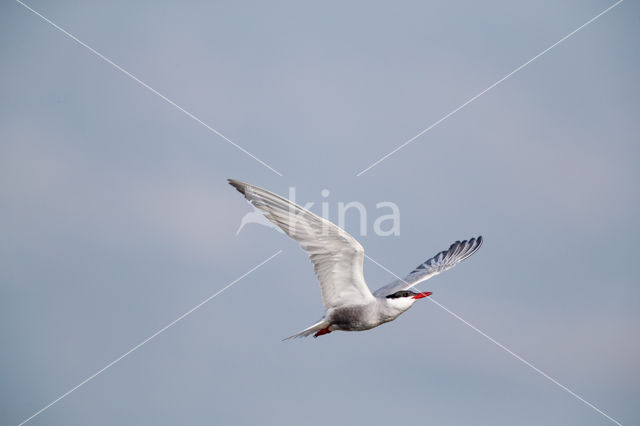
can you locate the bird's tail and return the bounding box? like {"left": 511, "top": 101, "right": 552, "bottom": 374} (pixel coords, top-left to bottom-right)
{"left": 282, "top": 319, "right": 329, "bottom": 341}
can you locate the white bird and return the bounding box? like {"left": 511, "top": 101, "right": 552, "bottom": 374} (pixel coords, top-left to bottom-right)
{"left": 229, "top": 179, "right": 482, "bottom": 339}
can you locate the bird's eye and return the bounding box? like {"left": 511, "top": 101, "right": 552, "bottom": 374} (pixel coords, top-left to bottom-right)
{"left": 403, "top": 292, "right": 409, "bottom": 297}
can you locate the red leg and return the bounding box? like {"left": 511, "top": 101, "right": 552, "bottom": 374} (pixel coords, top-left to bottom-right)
{"left": 314, "top": 327, "right": 332, "bottom": 338}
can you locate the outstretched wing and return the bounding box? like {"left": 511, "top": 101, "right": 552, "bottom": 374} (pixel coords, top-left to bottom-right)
{"left": 373, "top": 237, "right": 483, "bottom": 297}
{"left": 229, "top": 179, "right": 374, "bottom": 309}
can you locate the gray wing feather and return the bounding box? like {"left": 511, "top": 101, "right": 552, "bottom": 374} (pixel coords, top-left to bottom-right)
{"left": 373, "top": 236, "right": 483, "bottom": 297}
{"left": 229, "top": 179, "right": 374, "bottom": 309}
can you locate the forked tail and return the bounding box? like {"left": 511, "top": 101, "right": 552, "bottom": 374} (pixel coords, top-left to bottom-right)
{"left": 282, "top": 319, "right": 329, "bottom": 340}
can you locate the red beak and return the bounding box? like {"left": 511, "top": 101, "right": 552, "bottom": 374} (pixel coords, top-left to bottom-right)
{"left": 412, "top": 291, "right": 432, "bottom": 299}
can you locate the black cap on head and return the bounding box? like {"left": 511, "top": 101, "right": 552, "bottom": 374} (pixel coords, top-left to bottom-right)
{"left": 386, "top": 290, "right": 416, "bottom": 299}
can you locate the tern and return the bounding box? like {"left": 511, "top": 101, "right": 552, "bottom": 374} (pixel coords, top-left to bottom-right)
{"left": 229, "top": 179, "right": 482, "bottom": 339}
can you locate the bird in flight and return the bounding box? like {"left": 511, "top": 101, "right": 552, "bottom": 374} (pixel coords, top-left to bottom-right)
{"left": 229, "top": 179, "right": 482, "bottom": 339}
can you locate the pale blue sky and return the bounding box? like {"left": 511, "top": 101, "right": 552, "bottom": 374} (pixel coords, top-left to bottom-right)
{"left": 1, "top": 1, "right": 638, "bottom": 425}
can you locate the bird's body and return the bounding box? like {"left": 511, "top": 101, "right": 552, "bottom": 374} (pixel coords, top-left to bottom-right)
{"left": 285, "top": 288, "right": 433, "bottom": 338}
{"left": 326, "top": 297, "right": 414, "bottom": 331}
{"left": 228, "top": 179, "right": 482, "bottom": 339}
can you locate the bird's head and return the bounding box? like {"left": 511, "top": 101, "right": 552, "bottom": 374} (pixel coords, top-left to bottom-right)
{"left": 385, "top": 290, "right": 432, "bottom": 311}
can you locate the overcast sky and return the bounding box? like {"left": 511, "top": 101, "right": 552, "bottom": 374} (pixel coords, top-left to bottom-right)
{"left": 1, "top": 1, "right": 639, "bottom": 425}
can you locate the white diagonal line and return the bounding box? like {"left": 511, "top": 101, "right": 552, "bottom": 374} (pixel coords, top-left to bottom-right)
{"left": 15, "top": 0, "right": 283, "bottom": 177}
{"left": 17, "top": 250, "right": 283, "bottom": 426}
{"left": 356, "top": 0, "right": 624, "bottom": 177}
{"left": 363, "top": 253, "right": 622, "bottom": 426}
{"left": 426, "top": 297, "right": 623, "bottom": 425}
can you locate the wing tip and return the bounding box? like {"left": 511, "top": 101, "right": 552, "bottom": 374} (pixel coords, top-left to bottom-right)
{"left": 228, "top": 178, "right": 247, "bottom": 195}
{"left": 464, "top": 235, "right": 483, "bottom": 255}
